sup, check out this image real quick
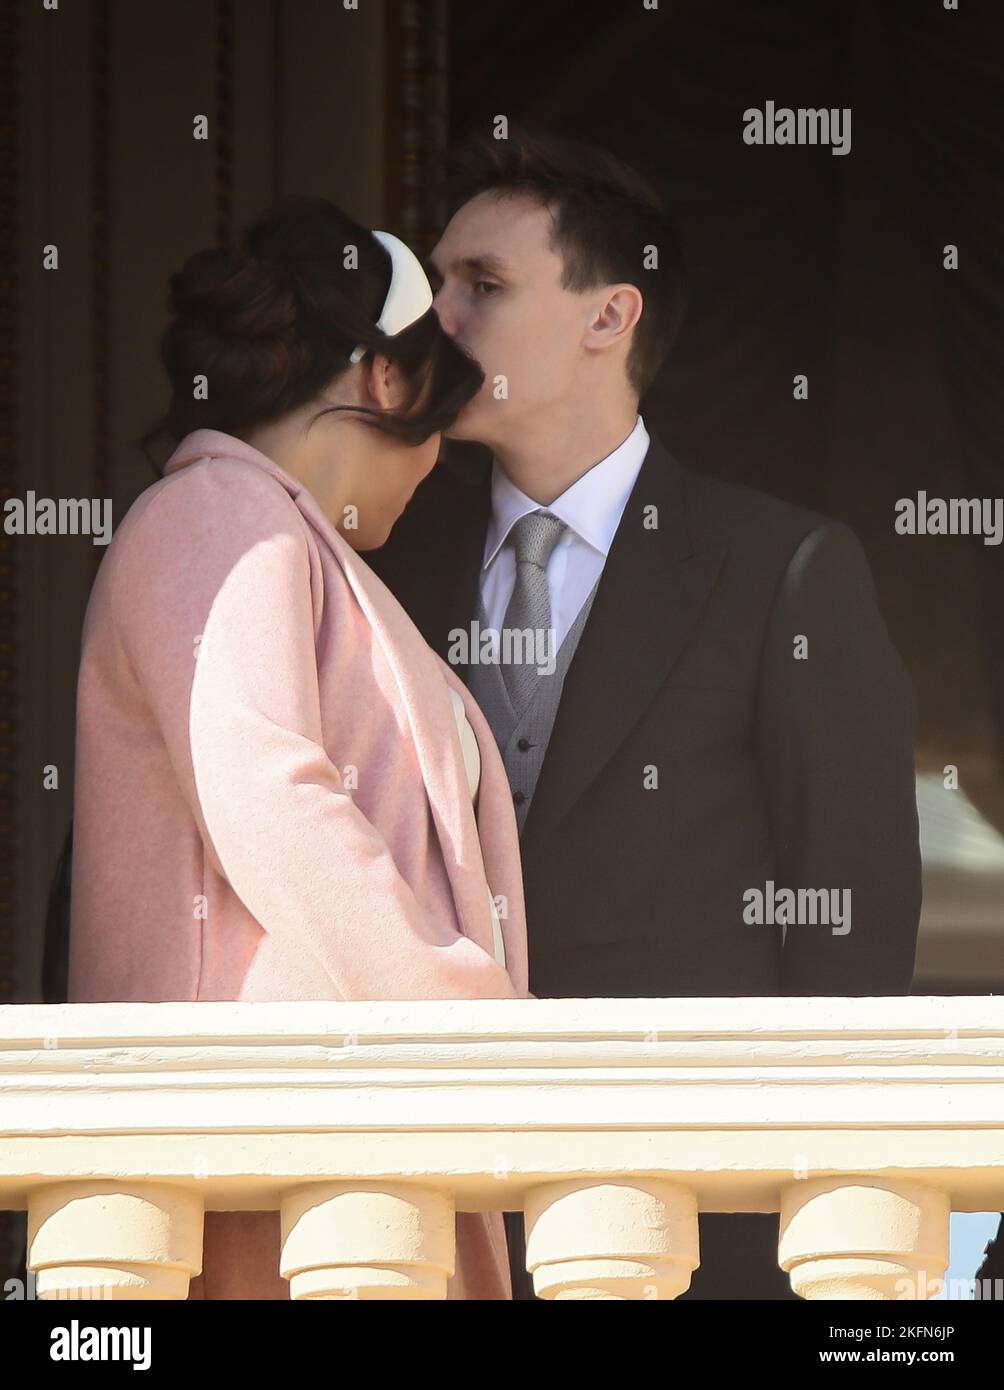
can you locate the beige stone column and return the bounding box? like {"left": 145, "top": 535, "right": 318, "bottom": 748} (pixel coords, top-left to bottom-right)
{"left": 779, "top": 1176, "right": 951, "bottom": 1299}
{"left": 27, "top": 1181, "right": 204, "bottom": 1300}
{"left": 279, "top": 1182, "right": 455, "bottom": 1300}
{"left": 523, "top": 1178, "right": 699, "bottom": 1299}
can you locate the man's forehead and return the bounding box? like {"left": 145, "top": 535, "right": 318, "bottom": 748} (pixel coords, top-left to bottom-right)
{"left": 430, "top": 198, "right": 556, "bottom": 273}
{"left": 427, "top": 249, "right": 513, "bottom": 276}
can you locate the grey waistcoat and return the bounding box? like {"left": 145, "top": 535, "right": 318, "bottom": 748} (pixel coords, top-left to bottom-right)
{"left": 465, "top": 579, "right": 600, "bottom": 834}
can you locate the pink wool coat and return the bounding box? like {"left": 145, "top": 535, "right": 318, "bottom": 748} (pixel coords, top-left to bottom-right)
{"left": 68, "top": 427, "right": 530, "bottom": 1300}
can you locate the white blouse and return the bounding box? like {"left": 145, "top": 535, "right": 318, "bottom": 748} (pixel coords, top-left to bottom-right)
{"left": 447, "top": 686, "right": 508, "bottom": 970}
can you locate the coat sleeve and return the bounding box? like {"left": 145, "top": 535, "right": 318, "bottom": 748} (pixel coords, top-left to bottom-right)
{"left": 110, "top": 459, "right": 518, "bottom": 1001}
{"left": 754, "top": 520, "right": 923, "bottom": 995}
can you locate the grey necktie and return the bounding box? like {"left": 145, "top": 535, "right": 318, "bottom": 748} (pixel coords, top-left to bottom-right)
{"left": 500, "top": 509, "right": 566, "bottom": 715}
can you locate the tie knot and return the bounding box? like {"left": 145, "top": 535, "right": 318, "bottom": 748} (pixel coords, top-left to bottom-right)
{"left": 509, "top": 510, "right": 566, "bottom": 569}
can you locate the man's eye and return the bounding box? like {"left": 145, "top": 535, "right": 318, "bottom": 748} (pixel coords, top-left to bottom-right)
{"left": 473, "top": 281, "right": 501, "bottom": 296}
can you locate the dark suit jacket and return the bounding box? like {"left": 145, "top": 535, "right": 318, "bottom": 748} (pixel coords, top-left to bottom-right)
{"left": 368, "top": 434, "right": 923, "bottom": 1002}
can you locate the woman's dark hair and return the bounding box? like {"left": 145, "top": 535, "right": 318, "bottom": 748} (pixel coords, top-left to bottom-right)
{"left": 138, "top": 196, "right": 484, "bottom": 472}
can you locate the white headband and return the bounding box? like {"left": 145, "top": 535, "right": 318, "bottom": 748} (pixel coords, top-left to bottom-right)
{"left": 348, "top": 229, "right": 434, "bottom": 364}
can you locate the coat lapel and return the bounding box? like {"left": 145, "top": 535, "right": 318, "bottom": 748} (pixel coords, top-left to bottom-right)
{"left": 520, "top": 437, "right": 728, "bottom": 862}
{"left": 282, "top": 479, "right": 504, "bottom": 962}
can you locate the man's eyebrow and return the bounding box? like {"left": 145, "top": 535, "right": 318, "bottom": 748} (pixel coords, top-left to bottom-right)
{"left": 425, "top": 253, "right": 512, "bottom": 278}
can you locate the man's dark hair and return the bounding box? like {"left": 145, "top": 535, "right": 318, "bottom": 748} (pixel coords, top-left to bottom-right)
{"left": 445, "top": 128, "right": 687, "bottom": 396}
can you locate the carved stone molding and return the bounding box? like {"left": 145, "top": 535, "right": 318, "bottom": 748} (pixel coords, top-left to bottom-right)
{"left": 384, "top": 0, "right": 447, "bottom": 252}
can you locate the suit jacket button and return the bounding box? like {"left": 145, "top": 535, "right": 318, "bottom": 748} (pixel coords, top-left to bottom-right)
{"left": 517, "top": 738, "right": 531, "bottom": 752}
{"left": 513, "top": 791, "right": 526, "bottom": 806}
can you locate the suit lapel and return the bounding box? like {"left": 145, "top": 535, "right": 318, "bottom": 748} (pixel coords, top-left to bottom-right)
{"left": 520, "top": 438, "right": 727, "bottom": 861}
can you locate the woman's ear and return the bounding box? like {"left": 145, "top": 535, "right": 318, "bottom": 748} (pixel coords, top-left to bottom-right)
{"left": 363, "top": 353, "right": 406, "bottom": 410}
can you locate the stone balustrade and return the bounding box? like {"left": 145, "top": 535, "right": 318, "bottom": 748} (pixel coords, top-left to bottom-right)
{"left": 1, "top": 998, "right": 1002, "bottom": 1300}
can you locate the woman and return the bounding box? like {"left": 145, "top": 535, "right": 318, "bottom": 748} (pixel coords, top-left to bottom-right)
{"left": 67, "top": 196, "right": 531, "bottom": 1299}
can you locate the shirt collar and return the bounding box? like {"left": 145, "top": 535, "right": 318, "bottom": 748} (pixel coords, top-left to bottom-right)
{"left": 483, "top": 415, "right": 650, "bottom": 571}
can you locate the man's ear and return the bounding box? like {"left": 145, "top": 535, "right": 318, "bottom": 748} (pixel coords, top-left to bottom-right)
{"left": 588, "top": 285, "right": 644, "bottom": 351}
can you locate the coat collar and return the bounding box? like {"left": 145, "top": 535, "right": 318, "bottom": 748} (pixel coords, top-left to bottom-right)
{"left": 163, "top": 428, "right": 312, "bottom": 497}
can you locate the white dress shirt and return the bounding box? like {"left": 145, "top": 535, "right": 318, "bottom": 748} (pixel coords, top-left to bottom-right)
{"left": 481, "top": 415, "right": 650, "bottom": 650}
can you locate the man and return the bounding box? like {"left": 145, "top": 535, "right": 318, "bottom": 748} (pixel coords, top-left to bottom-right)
{"left": 368, "top": 129, "right": 922, "bottom": 1300}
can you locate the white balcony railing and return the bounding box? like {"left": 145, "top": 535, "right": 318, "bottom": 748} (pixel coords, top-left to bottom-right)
{"left": 1, "top": 998, "right": 1003, "bottom": 1299}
